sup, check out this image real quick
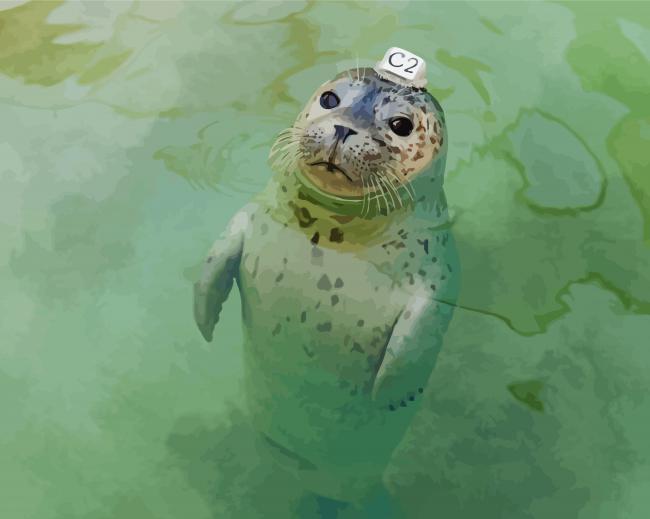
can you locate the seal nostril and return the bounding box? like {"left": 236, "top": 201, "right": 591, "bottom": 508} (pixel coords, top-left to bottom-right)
{"left": 334, "top": 124, "right": 358, "bottom": 143}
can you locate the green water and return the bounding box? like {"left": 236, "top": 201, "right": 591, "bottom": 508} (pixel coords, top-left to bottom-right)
{"left": 1, "top": 1, "right": 649, "bottom": 517}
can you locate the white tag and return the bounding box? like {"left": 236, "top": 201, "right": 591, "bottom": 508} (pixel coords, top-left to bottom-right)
{"left": 374, "top": 47, "right": 427, "bottom": 88}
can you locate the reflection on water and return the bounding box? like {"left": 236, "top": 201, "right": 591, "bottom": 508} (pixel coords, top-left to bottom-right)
{"left": 1, "top": 1, "right": 650, "bottom": 517}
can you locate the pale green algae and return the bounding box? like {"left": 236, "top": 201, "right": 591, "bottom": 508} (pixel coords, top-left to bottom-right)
{"left": 1, "top": 1, "right": 650, "bottom": 518}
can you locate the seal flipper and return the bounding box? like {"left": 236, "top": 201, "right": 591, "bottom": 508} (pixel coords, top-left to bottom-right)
{"left": 371, "top": 293, "right": 456, "bottom": 406}
{"left": 193, "top": 211, "right": 248, "bottom": 342}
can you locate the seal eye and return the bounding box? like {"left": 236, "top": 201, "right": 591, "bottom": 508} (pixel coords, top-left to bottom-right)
{"left": 389, "top": 117, "right": 413, "bottom": 137}
{"left": 320, "top": 91, "right": 340, "bottom": 109}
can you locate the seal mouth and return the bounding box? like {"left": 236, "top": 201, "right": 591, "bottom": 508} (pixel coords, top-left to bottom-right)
{"left": 309, "top": 161, "right": 354, "bottom": 182}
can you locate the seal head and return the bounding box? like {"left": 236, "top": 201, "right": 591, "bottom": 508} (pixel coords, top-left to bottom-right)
{"left": 270, "top": 67, "right": 447, "bottom": 219}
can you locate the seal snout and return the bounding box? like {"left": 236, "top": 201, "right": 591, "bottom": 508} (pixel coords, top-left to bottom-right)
{"left": 333, "top": 124, "right": 358, "bottom": 143}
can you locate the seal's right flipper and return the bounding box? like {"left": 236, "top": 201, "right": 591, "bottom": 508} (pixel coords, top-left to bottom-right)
{"left": 193, "top": 211, "right": 248, "bottom": 342}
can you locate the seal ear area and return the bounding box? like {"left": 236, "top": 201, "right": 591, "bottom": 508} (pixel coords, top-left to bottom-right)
{"left": 423, "top": 91, "right": 445, "bottom": 124}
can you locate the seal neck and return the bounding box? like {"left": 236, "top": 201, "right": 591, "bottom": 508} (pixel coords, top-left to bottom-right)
{"left": 265, "top": 157, "right": 449, "bottom": 230}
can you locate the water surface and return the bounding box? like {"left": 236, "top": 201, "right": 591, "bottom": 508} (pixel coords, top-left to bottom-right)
{"left": 1, "top": 1, "right": 650, "bottom": 517}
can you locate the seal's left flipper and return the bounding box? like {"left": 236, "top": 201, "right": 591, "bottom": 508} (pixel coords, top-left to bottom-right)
{"left": 193, "top": 211, "right": 249, "bottom": 342}
{"left": 371, "top": 293, "right": 455, "bottom": 408}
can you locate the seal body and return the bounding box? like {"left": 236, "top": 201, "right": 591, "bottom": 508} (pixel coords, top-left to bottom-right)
{"left": 239, "top": 200, "right": 456, "bottom": 499}
{"left": 194, "top": 67, "right": 459, "bottom": 502}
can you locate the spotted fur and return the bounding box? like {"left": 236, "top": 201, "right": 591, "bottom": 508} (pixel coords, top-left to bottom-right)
{"left": 194, "top": 65, "right": 458, "bottom": 504}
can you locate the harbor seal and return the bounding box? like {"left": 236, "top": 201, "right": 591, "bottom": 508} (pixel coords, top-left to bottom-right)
{"left": 194, "top": 59, "right": 459, "bottom": 506}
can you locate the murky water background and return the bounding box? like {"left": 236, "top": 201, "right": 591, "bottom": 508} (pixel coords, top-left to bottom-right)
{"left": 1, "top": 1, "right": 650, "bottom": 517}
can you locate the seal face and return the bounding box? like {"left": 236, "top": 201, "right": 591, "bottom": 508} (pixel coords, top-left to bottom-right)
{"left": 270, "top": 68, "right": 445, "bottom": 215}
{"left": 194, "top": 65, "right": 458, "bottom": 503}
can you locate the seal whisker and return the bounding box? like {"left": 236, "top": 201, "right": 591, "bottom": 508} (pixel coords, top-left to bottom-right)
{"left": 383, "top": 172, "right": 402, "bottom": 210}
{"left": 381, "top": 173, "right": 403, "bottom": 209}
{"left": 371, "top": 178, "right": 382, "bottom": 216}
{"left": 367, "top": 176, "right": 379, "bottom": 215}
{"left": 270, "top": 144, "right": 296, "bottom": 164}
{"left": 371, "top": 173, "right": 390, "bottom": 215}
{"left": 386, "top": 162, "right": 416, "bottom": 201}
{"left": 386, "top": 168, "right": 415, "bottom": 203}
{"left": 384, "top": 175, "right": 401, "bottom": 211}
{"left": 272, "top": 141, "right": 297, "bottom": 155}
{"left": 363, "top": 175, "right": 373, "bottom": 217}
{"left": 377, "top": 174, "right": 399, "bottom": 211}
{"left": 271, "top": 144, "right": 301, "bottom": 173}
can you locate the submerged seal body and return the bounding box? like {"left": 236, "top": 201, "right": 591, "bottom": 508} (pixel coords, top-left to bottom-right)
{"left": 194, "top": 67, "right": 459, "bottom": 502}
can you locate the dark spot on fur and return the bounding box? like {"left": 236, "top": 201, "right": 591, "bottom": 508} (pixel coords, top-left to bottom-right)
{"left": 418, "top": 387, "right": 424, "bottom": 393}
{"left": 418, "top": 269, "right": 426, "bottom": 276}
{"left": 301, "top": 311, "right": 307, "bottom": 323}
{"left": 311, "top": 231, "right": 320, "bottom": 245}
{"left": 400, "top": 401, "right": 407, "bottom": 407}
{"left": 417, "top": 238, "right": 429, "bottom": 254}
{"left": 334, "top": 277, "right": 344, "bottom": 288}
{"left": 332, "top": 214, "right": 355, "bottom": 224}
{"left": 409, "top": 395, "right": 415, "bottom": 401}
{"left": 303, "top": 345, "right": 315, "bottom": 358}
{"left": 357, "top": 319, "right": 364, "bottom": 327}
{"left": 331, "top": 295, "right": 339, "bottom": 306}
{"left": 403, "top": 311, "right": 411, "bottom": 320}
{"left": 272, "top": 323, "right": 281, "bottom": 336}
{"left": 206, "top": 256, "right": 213, "bottom": 263}
{"left": 317, "top": 274, "right": 332, "bottom": 290}
{"left": 409, "top": 252, "right": 415, "bottom": 258}
{"left": 389, "top": 404, "right": 396, "bottom": 411}
{"left": 275, "top": 273, "right": 284, "bottom": 283}
{"left": 317, "top": 321, "right": 332, "bottom": 332}
{"left": 430, "top": 284, "right": 437, "bottom": 291}
{"left": 329, "top": 228, "right": 344, "bottom": 243}
{"left": 351, "top": 342, "right": 364, "bottom": 353}
{"left": 294, "top": 206, "right": 317, "bottom": 228}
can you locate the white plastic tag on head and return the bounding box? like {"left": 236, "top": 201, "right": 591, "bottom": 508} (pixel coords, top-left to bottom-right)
{"left": 374, "top": 47, "right": 427, "bottom": 88}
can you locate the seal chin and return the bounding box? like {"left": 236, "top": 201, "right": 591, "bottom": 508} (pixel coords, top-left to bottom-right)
{"left": 309, "top": 161, "right": 353, "bottom": 182}
{"left": 297, "top": 160, "right": 365, "bottom": 199}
